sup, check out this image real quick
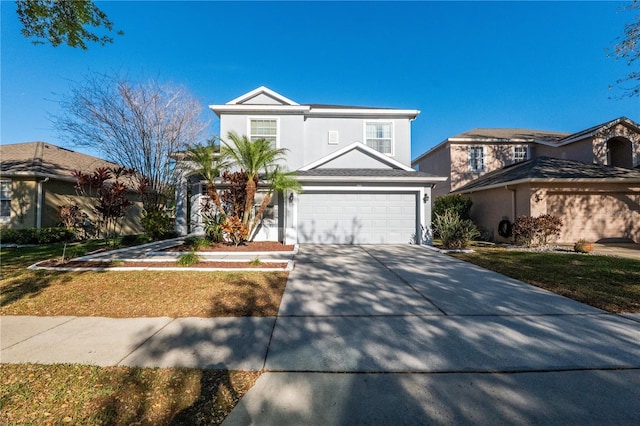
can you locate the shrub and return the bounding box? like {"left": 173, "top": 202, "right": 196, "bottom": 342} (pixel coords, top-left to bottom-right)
{"left": 184, "top": 236, "right": 208, "bottom": 250}
{"left": 512, "top": 214, "right": 563, "bottom": 247}
{"left": 512, "top": 215, "right": 539, "bottom": 247}
{"left": 536, "top": 214, "right": 563, "bottom": 246}
{"left": 574, "top": 239, "right": 594, "bottom": 253}
{"left": 433, "top": 194, "right": 473, "bottom": 221}
{"left": 433, "top": 210, "right": 480, "bottom": 249}
{"left": 1, "top": 227, "right": 76, "bottom": 245}
{"left": 202, "top": 212, "right": 225, "bottom": 243}
{"left": 142, "top": 206, "right": 173, "bottom": 241}
{"left": 221, "top": 215, "right": 248, "bottom": 246}
{"left": 178, "top": 252, "right": 201, "bottom": 267}
{"left": 120, "top": 234, "right": 150, "bottom": 247}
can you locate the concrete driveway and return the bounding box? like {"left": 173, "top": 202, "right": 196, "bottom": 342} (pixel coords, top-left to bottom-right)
{"left": 225, "top": 244, "right": 640, "bottom": 425}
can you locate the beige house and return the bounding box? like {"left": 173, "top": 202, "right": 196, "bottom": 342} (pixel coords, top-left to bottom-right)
{"left": 0, "top": 142, "right": 143, "bottom": 235}
{"left": 412, "top": 117, "right": 640, "bottom": 243}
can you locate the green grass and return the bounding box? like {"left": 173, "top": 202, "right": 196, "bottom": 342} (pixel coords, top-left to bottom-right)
{"left": 451, "top": 248, "right": 640, "bottom": 313}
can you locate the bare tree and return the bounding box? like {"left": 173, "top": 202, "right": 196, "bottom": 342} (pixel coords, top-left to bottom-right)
{"left": 56, "top": 72, "right": 209, "bottom": 212}
{"left": 610, "top": 0, "right": 640, "bottom": 97}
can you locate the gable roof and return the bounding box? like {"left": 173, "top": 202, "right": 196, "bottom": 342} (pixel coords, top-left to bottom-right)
{"left": 299, "top": 142, "right": 414, "bottom": 171}
{"left": 210, "top": 86, "right": 419, "bottom": 119}
{"left": 449, "top": 128, "right": 569, "bottom": 143}
{"left": 556, "top": 116, "right": 640, "bottom": 145}
{"left": 226, "top": 86, "right": 299, "bottom": 106}
{"left": 455, "top": 156, "right": 640, "bottom": 193}
{"left": 0, "top": 142, "right": 120, "bottom": 182}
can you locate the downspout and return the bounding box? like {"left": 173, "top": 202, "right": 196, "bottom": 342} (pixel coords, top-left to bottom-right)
{"left": 505, "top": 185, "right": 516, "bottom": 221}
{"left": 36, "top": 177, "right": 49, "bottom": 229}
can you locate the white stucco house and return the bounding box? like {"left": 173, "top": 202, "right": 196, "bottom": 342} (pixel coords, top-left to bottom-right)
{"left": 175, "top": 86, "right": 445, "bottom": 245}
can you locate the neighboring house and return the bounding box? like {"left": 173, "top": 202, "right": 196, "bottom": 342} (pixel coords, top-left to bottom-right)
{"left": 0, "top": 142, "right": 143, "bottom": 234}
{"left": 412, "top": 117, "right": 640, "bottom": 243}
{"left": 176, "top": 86, "right": 446, "bottom": 244}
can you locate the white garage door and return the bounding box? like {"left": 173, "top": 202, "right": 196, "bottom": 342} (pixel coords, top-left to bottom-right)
{"left": 297, "top": 192, "right": 418, "bottom": 244}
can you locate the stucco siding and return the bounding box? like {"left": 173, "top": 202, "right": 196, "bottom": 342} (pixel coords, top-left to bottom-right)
{"left": 541, "top": 184, "right": 640, "bottom": 243}
{"left": 535, "top": 138, "right": 595, "bottom": 163}
{"left": 43, "top": 180, "right": 143, "bottom": 235}
{"left": 3, "top": 178, "right": 38, "bottom": 229}
{"left": 466, "top": 184, "right": 531, "bottom": 242}
{"left": 414, "top": 144, "right": 451, "bottom": 198}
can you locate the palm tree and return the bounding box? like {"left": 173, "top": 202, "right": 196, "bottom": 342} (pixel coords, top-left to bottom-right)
{"left": 184, "top": 138, "right": 230, "bottom": 218}
{"left": 222, "top": 131, "right": 301, "bottom": 239}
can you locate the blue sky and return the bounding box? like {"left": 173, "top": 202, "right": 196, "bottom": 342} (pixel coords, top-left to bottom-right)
{"left": 2, "top": 1, "right": 639, "bottom": 160}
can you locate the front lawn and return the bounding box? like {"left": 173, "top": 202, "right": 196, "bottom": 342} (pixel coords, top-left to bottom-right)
{"left": 0, "top": 363, "right": 259, "bottom": 425}
{"left": 1, "top": 240, "right": 286, "bottom": 424}
{"left": 451, "top": 248, "right": 640, "bottom": 313}
{"left": 0, "top": 241, "right": 288, "bottom": 317}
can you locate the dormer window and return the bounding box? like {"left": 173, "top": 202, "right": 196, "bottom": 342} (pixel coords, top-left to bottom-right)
{"left": 513, "top": 145, "right": 529, "bottom": 163}
{"left": 365, "top": 122, "right": 393, "bottom": 155}
{"left": 249, "top": 118, "right": 278, "bottom": 147}
{"left": 469, "top": 146, "right": 484, "bottom": 172}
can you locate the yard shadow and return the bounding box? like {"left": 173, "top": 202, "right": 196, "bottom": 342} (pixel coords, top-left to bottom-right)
{"left": 224, "top": 244, "right": 640, "bottom": 424}
{"left": 0, "top": 269, "right": 77, "bottom": 308}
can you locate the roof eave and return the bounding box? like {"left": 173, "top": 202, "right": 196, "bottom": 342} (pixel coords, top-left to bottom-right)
{"left": 297, "top": 175, "right": 447, "bottom": 184}
{"left": 454, "top": 177, "right": 640, "bottom": 194}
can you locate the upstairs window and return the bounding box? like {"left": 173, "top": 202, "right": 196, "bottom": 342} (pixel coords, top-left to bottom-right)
{"left": 249, "top": 118, "right": 278, "bottom": 147}
{"left": 513, "top": 145, "right": 529, "bottom": 163}
{"left": 365, "top": 122, "right": 393, "bottom": 155}
{"left": 0, "top": 180, "right": 11, "bottom": 220}
{"left": 469, "top": 146, "right": 484, "bottom": 172}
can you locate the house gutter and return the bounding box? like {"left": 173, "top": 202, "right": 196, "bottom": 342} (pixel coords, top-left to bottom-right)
{"left": 454, "top": 177, "right": 640, "bottom": 195}
{"left": 505, "top": 185, "right": 516, "bottom": 221}
{"left": 36, "top": 177, "right": 49, "bottom": 229}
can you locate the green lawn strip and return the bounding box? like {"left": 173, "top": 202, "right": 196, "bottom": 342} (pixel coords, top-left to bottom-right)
{"left": 451, "top": 248, "right": 640, "bottom": 313}
{"left": 0, "top": 363, "right": 260, "bottom": 425}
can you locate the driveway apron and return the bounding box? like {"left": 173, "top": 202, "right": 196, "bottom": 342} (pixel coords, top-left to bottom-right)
{"left": 225, "top": 244, "right": 640, "bottom": 425}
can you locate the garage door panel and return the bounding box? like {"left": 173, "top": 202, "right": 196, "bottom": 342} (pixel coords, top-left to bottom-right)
{"left": 298, "top": 191, "right": 417, "bottom": 244}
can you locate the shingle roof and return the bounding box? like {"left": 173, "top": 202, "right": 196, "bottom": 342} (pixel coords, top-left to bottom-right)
{"left": 0, "top": 142, "right": 120, "bottom": 180}
{"left": 450, "top": 128, "right": 569, "bottom": 142}
{"left": 296, "top": 168, "right": 441, "bottom": 178}
{"left": 456, "top": 157, "right": 640, "bottom": 192}
{"left": 557, "top": 116, "right": 640, "bottom": 144}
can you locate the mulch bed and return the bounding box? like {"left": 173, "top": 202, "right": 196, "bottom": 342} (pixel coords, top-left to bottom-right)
{"left": 165, "top": 241, "right": 295, "bottom": 252}
{"left": 37, "top": 260, "right": 288, "bottom": 269}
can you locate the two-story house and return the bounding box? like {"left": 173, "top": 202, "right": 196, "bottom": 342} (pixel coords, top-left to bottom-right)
{"left": 175, "top": 86, "right": 445, "bottom": 244}
{"left": 412, "top": 117, "right": 640, "bottom": 243}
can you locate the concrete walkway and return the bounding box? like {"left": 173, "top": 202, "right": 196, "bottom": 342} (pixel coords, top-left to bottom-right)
{"left": 2, "top": 244, "right": 639, "bottom": 424}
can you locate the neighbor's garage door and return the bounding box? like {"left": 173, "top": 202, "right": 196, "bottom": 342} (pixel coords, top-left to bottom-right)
{"left": 297, "top": 192, "right": 418, "bottom": 244}
{"left": 547, "top": 192, "right": 640, "bottom": 243}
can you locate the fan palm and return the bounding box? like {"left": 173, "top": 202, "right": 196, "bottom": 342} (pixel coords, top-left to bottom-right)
{"left": 222, "top": 131, "right": 301, "bottom": 238}
{"left": 184, "top": 138, "right": 230, "bottom": 217}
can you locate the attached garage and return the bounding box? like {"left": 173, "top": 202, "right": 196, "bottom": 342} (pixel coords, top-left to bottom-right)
{"left": 296, "top": 191, "right": 418, "bottom": 244}
{"left": 547, "top": 191, "right": 640, "bottom": 243}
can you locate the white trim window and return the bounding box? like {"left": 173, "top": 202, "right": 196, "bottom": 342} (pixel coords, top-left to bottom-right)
{"left": 469, "top": 146, "right": 484, "bottom": 172}
{"left": 365, "top": 122, "right": 393, "bottom": 155}
{"left": 0, "top": 180, "right": 11, "bottom": 221}
{"left": 513, "top": 145, "right": 529, "bottom": 163}
{"left": 249, "top": 118, "right": 278, "bottom": 147}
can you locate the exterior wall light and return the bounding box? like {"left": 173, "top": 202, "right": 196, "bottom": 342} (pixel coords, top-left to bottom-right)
{"left": 423, "top": 193, "right": 429, "bottom": 203}
{"left": 289, "top": 193, "right": 295, "bottom": 203}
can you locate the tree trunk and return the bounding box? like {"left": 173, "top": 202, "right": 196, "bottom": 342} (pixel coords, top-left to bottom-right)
{"left": 250, "top": 191, "right": 272, "bottom": 239}
{"left": 207, "top": 185, "right": 227, "bottom": 219}
{"left": 243, "top": 178, "right": 256, "bottom": 227}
